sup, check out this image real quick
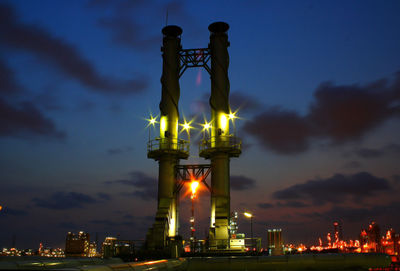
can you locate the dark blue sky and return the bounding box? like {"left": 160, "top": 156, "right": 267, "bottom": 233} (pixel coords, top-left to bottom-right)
{"left": 1, "top": 0, "right": 400, "bottom": 249}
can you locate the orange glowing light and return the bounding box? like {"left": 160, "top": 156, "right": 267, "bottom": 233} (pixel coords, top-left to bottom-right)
{"left": 146, "top": 260, "right": 168, "bottom": 265}
{"left": 386, "top": 230, "right": 392, "bottom": 240}
{"left": 191, "top": 181, "right": 199, "bottom": 195}
{"left": 297, "top": 244, "right": 307, "bottom": 252}
{"left": 0, "top": 205, "right": 2, "bottom": 211}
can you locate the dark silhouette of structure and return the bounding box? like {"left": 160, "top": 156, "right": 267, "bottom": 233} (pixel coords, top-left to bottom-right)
{"left": 65, "top": 231, "right": 90, "bottom": 257}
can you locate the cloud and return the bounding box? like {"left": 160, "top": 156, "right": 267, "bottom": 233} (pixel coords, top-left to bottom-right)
{"left": 342, "top": 160, "right": 362, "bottom": 169}
{"left": 273, "top": 172, "right": 392, "bottom": 205}
{"left": 192, "top": 90, "right": 262, "bottom": 116}
{"left": 58, "top": 222, "right": 79, "bottom": 229}
{"left": 354, "top": 148, "right": 383, "bottom": 158}
{"left": 346, "top": 143, "right": 400, "bottom": 160}
{"left": 77, "top": 100, "right": 96, "bottom": 112}
{"left": 105, "top": 171, "right": 157, "bottom": 200}
{"left": 33, "top": 89, "right": 65, "bottom": 111}
{"left": 393, "top": 175, "right": 400, "bottom": 184}
{"left": 32, "top": 192, "right": 97, "bottom": 210}
{"left": 304, "top": 202, "right": 400, "bottom": 223}
{"left": 97, "top": 192, "right": 112, "bottom": 201}
{"left": 244, "top": 73, "right": 400, "bottom": 154}
{"left": 97, "top": 15, "right": 159, "bottom": 51}
{"left": 308, "top": 80, "right": 397, "bottom": 142}
{"left": 383, "top": 143, "right": 400, "bottom": 154}
{"left": 257, "top": 202, "right": 274, "bottom": 209}
{"left": 88, "top": 0, "right": 162, "bottom": 51}
{"left": 0, "top": 207, "right": 28, "bottom": 216}
{"left": 244, "top": 107, "right": 312, "bottom": 154}
{"left": 0, "top": 3, "right": 147, "bottom": 95}
{"left": 230, "top": 91, "right": 263, "bottom": 113}
{"left": 0, "top": 57, "right": 23, "bottom": 95}
{"left": 0, "top": 98, "right": 66, "bottom": 139}
{"left": 276, "top": 201, "right": 309, "bottom": 208}
{"left": 88, "top": 0, "right": 201, "bottom": 52}
{"left": 90, "top": 219, "right": 135, "bottom": 227}
{"left": 230, "top": 175, "right": 256, "bottom": 190}
{"left": 123, "top": 214, "right": 134, "bottom": 219}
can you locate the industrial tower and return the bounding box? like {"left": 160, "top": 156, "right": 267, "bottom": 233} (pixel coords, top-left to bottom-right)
{"left": 199, "top": 22, "right": 241, "bottom": 250}
{"left": 146, "top": 22, "right": 241, "bottom": 252}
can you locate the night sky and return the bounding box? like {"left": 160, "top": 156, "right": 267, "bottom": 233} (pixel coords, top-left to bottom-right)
{"left": 1, "top": 0, "right": 400, "bottom": 249}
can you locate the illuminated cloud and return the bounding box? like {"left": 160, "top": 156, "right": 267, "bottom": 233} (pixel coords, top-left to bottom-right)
{"left": 273, "top": 172, "right": 392, "bottom": 205}
{"left": 0, "top": 3, "right": 147, "bottom": 95}
{"left": 244, "top": 73, "right": 400, "bottom": 154}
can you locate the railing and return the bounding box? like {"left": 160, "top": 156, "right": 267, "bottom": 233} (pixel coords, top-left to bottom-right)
{"left": 199, "top": 135, "right": 242, "bottom": 153}
{"left": 147, "top": 138, "right": 189, "bottom": 154}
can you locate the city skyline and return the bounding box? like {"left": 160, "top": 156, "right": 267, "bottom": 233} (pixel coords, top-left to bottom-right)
{"left": 1, "top": 0, "right": 400, "bottom": 248}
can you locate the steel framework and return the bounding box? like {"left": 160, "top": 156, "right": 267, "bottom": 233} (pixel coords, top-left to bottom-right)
{"left": 179, "top": 48, "right": 211, "bottom": 77}
{"left": 175, "top": 164, "right": 211, "bottom": 193}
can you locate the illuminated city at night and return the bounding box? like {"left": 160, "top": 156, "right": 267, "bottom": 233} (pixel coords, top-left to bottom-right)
{"left": 1, "top": 0, "right": 400, "bottom": 270}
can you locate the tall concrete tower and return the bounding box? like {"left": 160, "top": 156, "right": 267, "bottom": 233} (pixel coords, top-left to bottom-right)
{"left": 199, "top": 22, "right": 241, "bottom": 250}
{"left": 146, "top": 25, "right": 189, "bottom": 250}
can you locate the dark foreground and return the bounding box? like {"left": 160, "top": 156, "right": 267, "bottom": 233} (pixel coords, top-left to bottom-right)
{"left": 0, "top": 253, "right": 395, "bottom": 270}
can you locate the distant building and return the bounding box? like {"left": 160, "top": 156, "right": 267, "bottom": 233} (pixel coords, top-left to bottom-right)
{"left": 65, "top": 231, "right": 91, "bottom": 257}
{"left": 102, "top": 237, "right": 117, "bottom": 258}
{"left": 360, "top": 222, "right": 381, "bottom": 253}
{"left": 229, "top": 212, "right": 238, "bottom": 235}
{"left": 267, "top": 229, "right": 283, "bottom": 255}
{"left": 102, "top": 237, "right": 135, "bottom": 259}
{"left": 382, "top": 228, "right": 400, "bottom": 259}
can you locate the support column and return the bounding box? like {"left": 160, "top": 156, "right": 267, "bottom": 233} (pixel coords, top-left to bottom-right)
{"left": 210, "top": 153, "right": 230, "bottom": 248}
{"left": 208, "top": 22, "right": 231, "bottom": 249}
{"left": 146, "top": 25, "right": 184, "bottom": 251}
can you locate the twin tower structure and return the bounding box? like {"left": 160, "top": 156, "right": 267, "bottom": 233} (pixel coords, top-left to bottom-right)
{"left": 146, "top": 22, "right": 241, "bottom": 252}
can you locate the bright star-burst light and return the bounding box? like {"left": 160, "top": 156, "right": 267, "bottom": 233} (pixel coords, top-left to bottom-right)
{"left": 228, "top": 109, "right": 240, "bottom": 121}
{"left": 145, "top": 114, "right": 158, "bottom": 128}
{"left": 179, "top": 116, "right": 195, "bottom": 134}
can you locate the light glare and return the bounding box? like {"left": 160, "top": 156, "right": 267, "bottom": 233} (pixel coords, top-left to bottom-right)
{"left": 244, "top": 212, "right": 252, "bottom": 218}
{"left": 191, "top": 181, "right": 199, "bottom": 195}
